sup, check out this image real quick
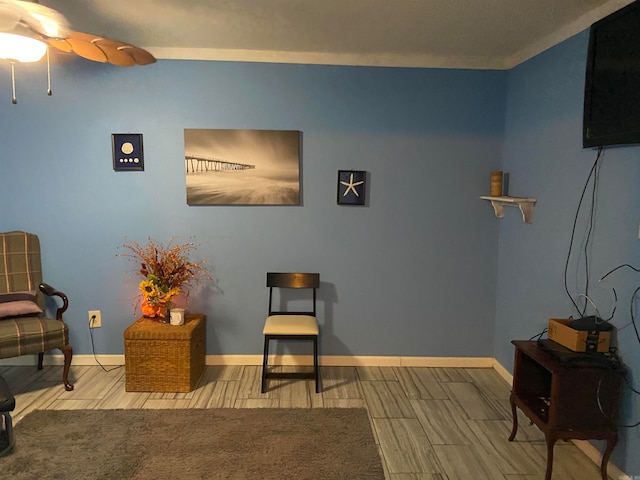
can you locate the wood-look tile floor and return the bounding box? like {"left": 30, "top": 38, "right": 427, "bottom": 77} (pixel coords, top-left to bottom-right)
{"left": 0, "top": 364, "right": 610, "bottom": 479}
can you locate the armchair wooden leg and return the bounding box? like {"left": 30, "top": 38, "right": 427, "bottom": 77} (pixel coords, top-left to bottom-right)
{"left": 0, "top": 375, "right": 15, "bottom": 457}
{"left": 37, "top": 352, "right": 44, "bottom": 370}
{"left": 61, "top": 344, "right": 74, "bottom": 391}
{"left": 0, "top": 412, "right": 13, "bottom": 456}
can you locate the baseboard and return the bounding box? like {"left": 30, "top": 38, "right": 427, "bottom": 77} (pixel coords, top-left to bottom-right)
{"left": 492, "top": 358, "right": 513, "bottom": 385}
{"left": 206, "top": 354, "right": 495, "bottom": 367}
{"left": 1, "top": 354, "right": 495, "bottom": 367}
{"left": 0, "top": 355, "right": 125, "bottom": 366}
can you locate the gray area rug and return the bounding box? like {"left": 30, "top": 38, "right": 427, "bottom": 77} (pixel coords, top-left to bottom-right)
{"left": 2, "top": 408, "right": 384, "bottom": 479}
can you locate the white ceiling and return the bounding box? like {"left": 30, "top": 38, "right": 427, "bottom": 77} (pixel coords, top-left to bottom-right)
{"left": 44, "top": 0, "right": 636, "bottom": 70}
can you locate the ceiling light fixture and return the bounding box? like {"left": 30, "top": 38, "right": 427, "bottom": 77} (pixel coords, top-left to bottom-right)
{"left": 0, "top": 0, "right": 155, "bottom": 104}
{"left": 0, "top": 31, "right": 46, "bottom": 62}
{"left": 0, "top": 0, "right": 67, "bottom": 102}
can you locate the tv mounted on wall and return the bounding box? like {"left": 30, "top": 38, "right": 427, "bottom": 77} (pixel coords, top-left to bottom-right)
{"left": 583, "top": 1, "right": 640, "bottom": 148}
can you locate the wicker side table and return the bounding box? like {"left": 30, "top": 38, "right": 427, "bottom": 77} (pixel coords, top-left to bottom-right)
{"left": 124, "top": 314, "right": 206, "bottom": 392}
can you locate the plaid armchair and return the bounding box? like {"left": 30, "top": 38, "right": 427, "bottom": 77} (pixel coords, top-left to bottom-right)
{"left": 0, "top": 231, "right": 73, "bottom": 391}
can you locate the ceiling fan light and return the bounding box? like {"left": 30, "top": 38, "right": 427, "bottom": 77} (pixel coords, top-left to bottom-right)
{"left": 0, "top": 32, "right": 46, "bottom": 62}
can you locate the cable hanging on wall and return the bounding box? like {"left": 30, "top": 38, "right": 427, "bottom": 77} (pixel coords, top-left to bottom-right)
{"left": 563, "top": 146, "right": 603, "bottom": 317}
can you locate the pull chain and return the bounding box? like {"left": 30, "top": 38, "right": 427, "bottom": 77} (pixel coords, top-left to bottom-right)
{"left": 10, "top": 62, "right": 17, "bottom": 104}
{"left": 8, "top": 49, "right": 54, "bottom": 104}
{"left": 46, "top": 47, "right": 52, "bottom": 96}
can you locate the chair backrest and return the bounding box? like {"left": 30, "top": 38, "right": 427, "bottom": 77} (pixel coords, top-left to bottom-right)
{"left": 267, "top": 272, "right": 319, "bottom": 316}
{"left": 0, "top": 231, "right": 45, "bottom": 310}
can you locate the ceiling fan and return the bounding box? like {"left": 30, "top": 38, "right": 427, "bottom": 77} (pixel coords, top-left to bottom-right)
{"left": 0, "top": 0, "right": 156, "bottom": 103}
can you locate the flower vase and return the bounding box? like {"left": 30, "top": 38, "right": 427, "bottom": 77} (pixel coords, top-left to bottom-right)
{"left": 157, "top": 300, "right": 172, "bottom": 323}
{"left": 141, "top": 299, "right": 172, "bottom": 322}
{"left": 141, "top": 299, "right": 158, "bottom": 318}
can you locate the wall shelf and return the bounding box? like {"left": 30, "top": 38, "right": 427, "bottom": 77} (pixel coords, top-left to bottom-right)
{"left": 481, "top": 196, "right": 537, "bottom": 224}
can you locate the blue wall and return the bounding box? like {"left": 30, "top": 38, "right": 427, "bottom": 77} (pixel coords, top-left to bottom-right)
{"left": 496, "top": 31, "right": 640, "bottom": 474}
{"left": 0, "top": 59, "right": 505, "bottom": 358}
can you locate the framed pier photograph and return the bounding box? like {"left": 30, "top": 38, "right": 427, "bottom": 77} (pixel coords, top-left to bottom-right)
{"left": 184, "top": 129, "right": 301, "bottom": 205}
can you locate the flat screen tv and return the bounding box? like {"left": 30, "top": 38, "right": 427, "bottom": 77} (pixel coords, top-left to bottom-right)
{"left": 583, "top": 1, "right": 640, "bottom": 148}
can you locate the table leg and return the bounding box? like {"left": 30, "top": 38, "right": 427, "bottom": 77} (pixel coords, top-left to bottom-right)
{"left": 508, "top": 393, "right": 518, "bottom": 441}
{"left": 544, "top": 434, "right": 557, "bottom": 480}
{"left": 600, "top": 433, "right": 618, "bottom": 480}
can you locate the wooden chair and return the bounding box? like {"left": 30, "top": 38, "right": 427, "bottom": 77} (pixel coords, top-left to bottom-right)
{"left": 261, "top": 272, "right": 320, "bottom": 393}
{"left": 0, "top": 231, "right": 74, "bottom": 391}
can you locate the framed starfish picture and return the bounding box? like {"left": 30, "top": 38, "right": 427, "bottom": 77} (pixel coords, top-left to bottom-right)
{"left": 337, "top": 170, "right": 366, "bottom": 205}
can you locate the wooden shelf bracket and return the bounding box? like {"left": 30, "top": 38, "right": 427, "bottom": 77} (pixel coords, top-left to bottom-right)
{"left": 481, "top": 196, "right": 537, "bottom": 224}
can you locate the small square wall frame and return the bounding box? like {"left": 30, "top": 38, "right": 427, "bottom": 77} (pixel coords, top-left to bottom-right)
{"left": 337, "top": 170, "right": 366, "bottom": 205}
{"left": 112, "top": 133, "right": 144, "bottom": 171}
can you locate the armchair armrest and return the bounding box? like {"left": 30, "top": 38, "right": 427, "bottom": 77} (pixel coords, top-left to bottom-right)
{"left": 39, "top": 283, "right": 69, "bottom": 321}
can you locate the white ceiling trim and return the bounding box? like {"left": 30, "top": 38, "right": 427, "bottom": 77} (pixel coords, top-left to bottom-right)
{"left": 147, "top": 47, "right": 510, "bottom": 70}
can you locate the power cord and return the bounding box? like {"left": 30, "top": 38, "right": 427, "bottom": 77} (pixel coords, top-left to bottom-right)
{"left": 564, "top": 146, "right": 603, "bottom": 317}
{"left": 631, "top": 286, "right": 640, "bottom": 346}
{"left": 577, "top": 294, "right": 605, "bottom": 322}
{"left": 598, "top": 263, "right": 640, "bottom": 346}
{"left": 597, "top": 372, "right": 640, "bottom": 429}
{"left": 88, "top": 314, "right": 122, "bottom": 373}
{"left": 530, "top": 328, "right": 548, "bottom": 342}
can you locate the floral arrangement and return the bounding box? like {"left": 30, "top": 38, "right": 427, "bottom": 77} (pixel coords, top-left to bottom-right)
{"left": 119, "top": 237, "right": 210, "bottom": 319}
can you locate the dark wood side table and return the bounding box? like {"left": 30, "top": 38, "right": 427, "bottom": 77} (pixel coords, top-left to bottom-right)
{"left": 508, "top": 340, "right": 623, "bottom": 480}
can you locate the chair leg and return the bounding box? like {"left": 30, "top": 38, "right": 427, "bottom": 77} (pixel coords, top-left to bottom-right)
{"left": 61, "top": 344, "right": 74, "bottom": 391}
{"left": 313, "top": 336, "right": 320, "bottom": 393}
{"left": 261, "top": 337, "right": 270, "bottom": 394}
{"left": 38, "top": 352, "right": 44, "bottom": 370}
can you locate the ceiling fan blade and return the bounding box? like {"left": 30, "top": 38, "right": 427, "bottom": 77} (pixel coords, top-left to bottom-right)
{"left": 11, "top": 0, "right": 70, "bottom": 38}
{"left": 116, "top": 45, "right": 156, "bottom": 66}
{"left": 90, "top": 38, "right": 136, "bottom": 67}
{"left": 63, "top": 31, "right": 108, "bottom": 63}
{"left": 91, "top": 36, "right": 157, "bottom": 66}
{"left": 0, "top": 4, "right": 21, "bottom": 32}
{"left": 46, "top": 37, "right": 72, "bottom": 53}
{"left": 46, "top": 30, "right": 156, "bottom": 66}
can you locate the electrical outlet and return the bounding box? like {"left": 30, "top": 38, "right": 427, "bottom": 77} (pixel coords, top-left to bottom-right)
{"left": 88, "top": 310, "right": 101, "bottom": 328}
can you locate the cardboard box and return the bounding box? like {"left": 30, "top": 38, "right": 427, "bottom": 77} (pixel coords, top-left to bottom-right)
{"left": 548, "top": 318, "right": 611, "bottom": 353}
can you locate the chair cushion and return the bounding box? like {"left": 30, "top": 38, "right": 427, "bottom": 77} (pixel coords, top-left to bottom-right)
{"left": 0, "top": 301, "right": 43, "bottom": 319}
{"left": 0, "top": 291, "right": 43, "bottom": 319}
{"left": 263, "top": 315, "right": 318, "bottom": 335}
{"left": 0, "top": 317, "right": 68, "bottom": 359}
{"left": 0, "top": 291, "right": 42, "bottom": 317}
